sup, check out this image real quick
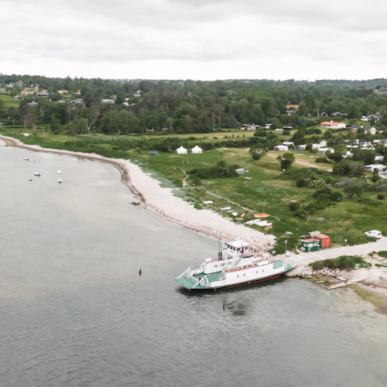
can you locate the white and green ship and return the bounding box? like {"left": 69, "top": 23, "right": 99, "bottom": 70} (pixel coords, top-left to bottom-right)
{"left": 175, "top": 239, "right": 295, "bottom": 291}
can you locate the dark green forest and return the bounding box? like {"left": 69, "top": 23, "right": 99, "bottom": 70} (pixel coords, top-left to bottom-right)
{"left": 2, "top": 74, "right": 387, "bottom": 135}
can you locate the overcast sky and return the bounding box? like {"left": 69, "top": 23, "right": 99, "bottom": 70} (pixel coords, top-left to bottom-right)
{"left": 1, "top": 0, "right": 386, "bottom": 80}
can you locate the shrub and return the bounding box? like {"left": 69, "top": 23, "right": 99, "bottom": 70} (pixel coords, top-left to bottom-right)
{"left": 334, "top": 177, "right": 358, "bottom": 188}
{"left": 193, "top": 178, "right": 202, "bottom": 185}
{"left": 378, "top": 251, "right": 387, "bottom": 258}
{"left": 377, "top": 193, "right": 385, "bottom": 200}
{"left": 344, "top": 184, "right": 363, "bottom": 199}
{"left": 328, "top": 152, "right": 343, "bottom": 163}
{"left": 288, "top": 202, "right": 300, "bottom": 211}
{"left": 310, "top": 255, "right": 371, "bottom": 271}
{"left": 331, "top": 191, "right": 344, "bottom": 202}
{"left": 296, "top": 178, "right": 307, "bottom": 187}
{"left": 316, "top": 157, "right": 328, "bottom": 163}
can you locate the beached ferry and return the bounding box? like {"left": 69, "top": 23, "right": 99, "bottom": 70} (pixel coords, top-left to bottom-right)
{"left": 175, "top": 239, "right": 295, "bottom": 291}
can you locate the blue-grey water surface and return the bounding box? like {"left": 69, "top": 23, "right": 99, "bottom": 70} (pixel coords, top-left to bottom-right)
{"left": 1, "top": 146, "right": 387, "bottom": 387}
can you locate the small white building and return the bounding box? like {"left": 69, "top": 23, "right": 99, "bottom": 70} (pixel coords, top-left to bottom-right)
{"left": 283, "top": 141, "right": 294, "bottom": 147}
{"left": 176, "top": 146, "right": 188, "bottom": 154}
{"left": 265, "top": 124, "right": 271, "bottom": 129}
{"left": 317, "top": 147, "right": 334, "bottom": 155}
{"left": 319, "top": 140, "right": 327, "bottom": 147}
{"left": 102, "top": 99, "right": 115, "bottom": 104}
{"left": 375, "top": 155, "right": 384, "bottom": 161}
{"left": 379, "top": 171, "right": 387, "bottom": 179}
{"left": 191, "top": 145, "right": 203, "bottom": 154}
{"left": 320, "top": 121, "right": 346, "bottom": 129}
{"left": 274, "top": 145, "right": 289, "bottom": 151}
{"left": 295, "top": 144, "right": 307, "bottom": 150}
{"left": 365, "top": 164, "right": 386, "bottom": 173}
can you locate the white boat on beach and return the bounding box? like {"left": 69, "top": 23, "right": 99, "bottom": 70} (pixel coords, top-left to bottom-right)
{"left": 57, "top": 170, "right": 61, "bottom": 174}
{"left": 34, "top": 172, "right": 41, "bottom": 176}
{"left": 175, "top": 239, "right": 295, "bottom": 291}
{"left": 24, "top": 157, "right": 29, "bottom": 161}
{"left": 57, "top": 179, "right": 63, "bottom": 184}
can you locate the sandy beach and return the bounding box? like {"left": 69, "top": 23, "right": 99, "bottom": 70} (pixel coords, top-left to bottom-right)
{"left": 0, "top": 135, "right": 275, "bottom": 251}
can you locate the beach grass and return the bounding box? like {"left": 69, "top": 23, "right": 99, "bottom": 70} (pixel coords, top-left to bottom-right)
{"left": 309, "top": 255, "right": 372, "bottom": 271}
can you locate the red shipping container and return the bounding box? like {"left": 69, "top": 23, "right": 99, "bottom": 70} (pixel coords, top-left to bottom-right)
{"left": 315, "top": 234, "right": 330, "bottom": 248}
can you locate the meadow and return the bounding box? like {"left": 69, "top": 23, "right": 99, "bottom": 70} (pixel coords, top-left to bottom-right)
{"left": 0, "top": 93, "right": 20, "bottom": 108}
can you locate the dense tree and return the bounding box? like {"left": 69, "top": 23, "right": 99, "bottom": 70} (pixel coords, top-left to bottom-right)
{"left": 276, "top": 153, "right": 295, "bottom": 170}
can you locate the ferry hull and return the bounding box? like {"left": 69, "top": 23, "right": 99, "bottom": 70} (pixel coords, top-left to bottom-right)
{"left": 179, "top": 273, "right": 283, "bottom": 291}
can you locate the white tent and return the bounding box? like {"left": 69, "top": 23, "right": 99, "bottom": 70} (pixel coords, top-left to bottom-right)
{"left": 176, "top": 146, "right": 188, "bottom": 154}
{"left": 191, "top": 145, "right": 203, "bottom": 154}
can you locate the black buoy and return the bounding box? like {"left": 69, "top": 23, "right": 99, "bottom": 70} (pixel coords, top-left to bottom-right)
{"left": 223, "top": 303, "right": 225, "bottom": 310}
{"left": 139, "top": 269, "right": 142, "bottom": 275}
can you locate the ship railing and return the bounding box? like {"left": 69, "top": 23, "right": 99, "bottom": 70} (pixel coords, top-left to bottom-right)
{"left": 192, "top": 275, "right": 210, "bottom": 289}
{"left": 176, "top": 266, "right": 202, "bottom": 279}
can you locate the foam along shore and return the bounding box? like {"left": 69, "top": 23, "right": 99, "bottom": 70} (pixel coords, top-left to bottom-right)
{"left": 0, "top": 135, "right": 275, "bottom": 251}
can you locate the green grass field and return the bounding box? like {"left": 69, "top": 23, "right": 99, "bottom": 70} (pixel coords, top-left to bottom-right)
{"left": 0, "top": 93, "right": 20, "bottom": 108}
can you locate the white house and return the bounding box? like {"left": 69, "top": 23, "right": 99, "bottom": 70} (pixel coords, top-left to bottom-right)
{"left": 58, "top": 90, "right": 68, "bottom": 94}
{"left": 365, "top": 164, "right": 386, "bottom": 173}
{"left": 191, "top": 145, "right": 203, "bottom": 154}
{"left": 265, "top": 124, "right": 271, "bottom": 129}
{"left": 361, "top": 116, "right": 368, "bottom": 122}
{"left": 283, "top": 141, "right": 294, "bottom": 147}
{"left": 364, "top": 126, "right": 377, "bottom": 135}
{"left": 295, "top": 144, "right": 307, "bottom": 150}
{"left": 319, "top": 140, "right": 327, "bottom": 147}
{"left": 375, "top": 155, "right": 384, "bottom": 161}
{"left": 379, "top": 171, "right": 387, "bottom": 179}
{"left": 102, "top": 99, "right": 115, "bottom": 104}
{"left": 367, "top": 114, "right": 382, "bottom": 122}
{"left": 176, "top": 146, "right": 188, "bottom": 154}
{"left": 134, "top": 90, "right": 142, "bottom": 97}
{"left": 320, "top": 121, "right": 346, "bottom": 129}
{"left": 274, "top": 145, "right": 288, "bottom": 151}
{"left": 317, "top": 147, "right": 334, "bottom": 155}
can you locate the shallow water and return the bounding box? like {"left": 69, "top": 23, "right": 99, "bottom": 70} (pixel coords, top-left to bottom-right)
{"left": 1, "top": 147, "right": 387, "bottom": 387}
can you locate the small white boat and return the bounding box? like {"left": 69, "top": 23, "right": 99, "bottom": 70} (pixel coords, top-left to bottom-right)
{"left": 57, "top": 179, "right": 63, "bottom": 184}
{"left": 34, "top": 172, "right": 40, "bottom": 176}
{"left": 232, "top": 212, "right": 238, "bottom": 216}
{"left": 57, "top": 170, "right": 61, "bottom": 174}
{"left": 24, "top": 158, "right": 29, "bottom": 161}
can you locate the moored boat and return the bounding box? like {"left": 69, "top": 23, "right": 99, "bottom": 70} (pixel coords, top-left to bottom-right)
{"left": 175, "top": 239, "right": 295, "bottom": 291}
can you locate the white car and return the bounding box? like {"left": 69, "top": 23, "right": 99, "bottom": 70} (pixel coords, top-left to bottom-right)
{"left": 364, "top": 230, "right": 382, "bottom": 239}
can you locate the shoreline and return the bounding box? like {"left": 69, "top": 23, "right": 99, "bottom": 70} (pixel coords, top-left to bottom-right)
{"left": 0, "top": 134, "right": 275, "bottom": 251}
{"left": 3, "top": 134, "right": 387, "bottom": 314}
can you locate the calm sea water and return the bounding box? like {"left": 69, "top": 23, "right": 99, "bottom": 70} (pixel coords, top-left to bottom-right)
{"left": 1, "top": 146, "right": 387, "bottom": 387}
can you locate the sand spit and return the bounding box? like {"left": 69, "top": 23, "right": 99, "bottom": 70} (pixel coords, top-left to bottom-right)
{"left": 0, "top": 135, "right": 275, "bottom": 251}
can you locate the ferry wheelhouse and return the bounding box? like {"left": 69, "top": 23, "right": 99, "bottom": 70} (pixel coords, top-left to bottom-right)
{"left": 175, "top": 239, "right": 295, "bottom": 291}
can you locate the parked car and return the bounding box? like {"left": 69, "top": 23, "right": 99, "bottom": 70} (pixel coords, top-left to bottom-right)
{"left": 364, "top": 230, "right": 382, "bottom": 239}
